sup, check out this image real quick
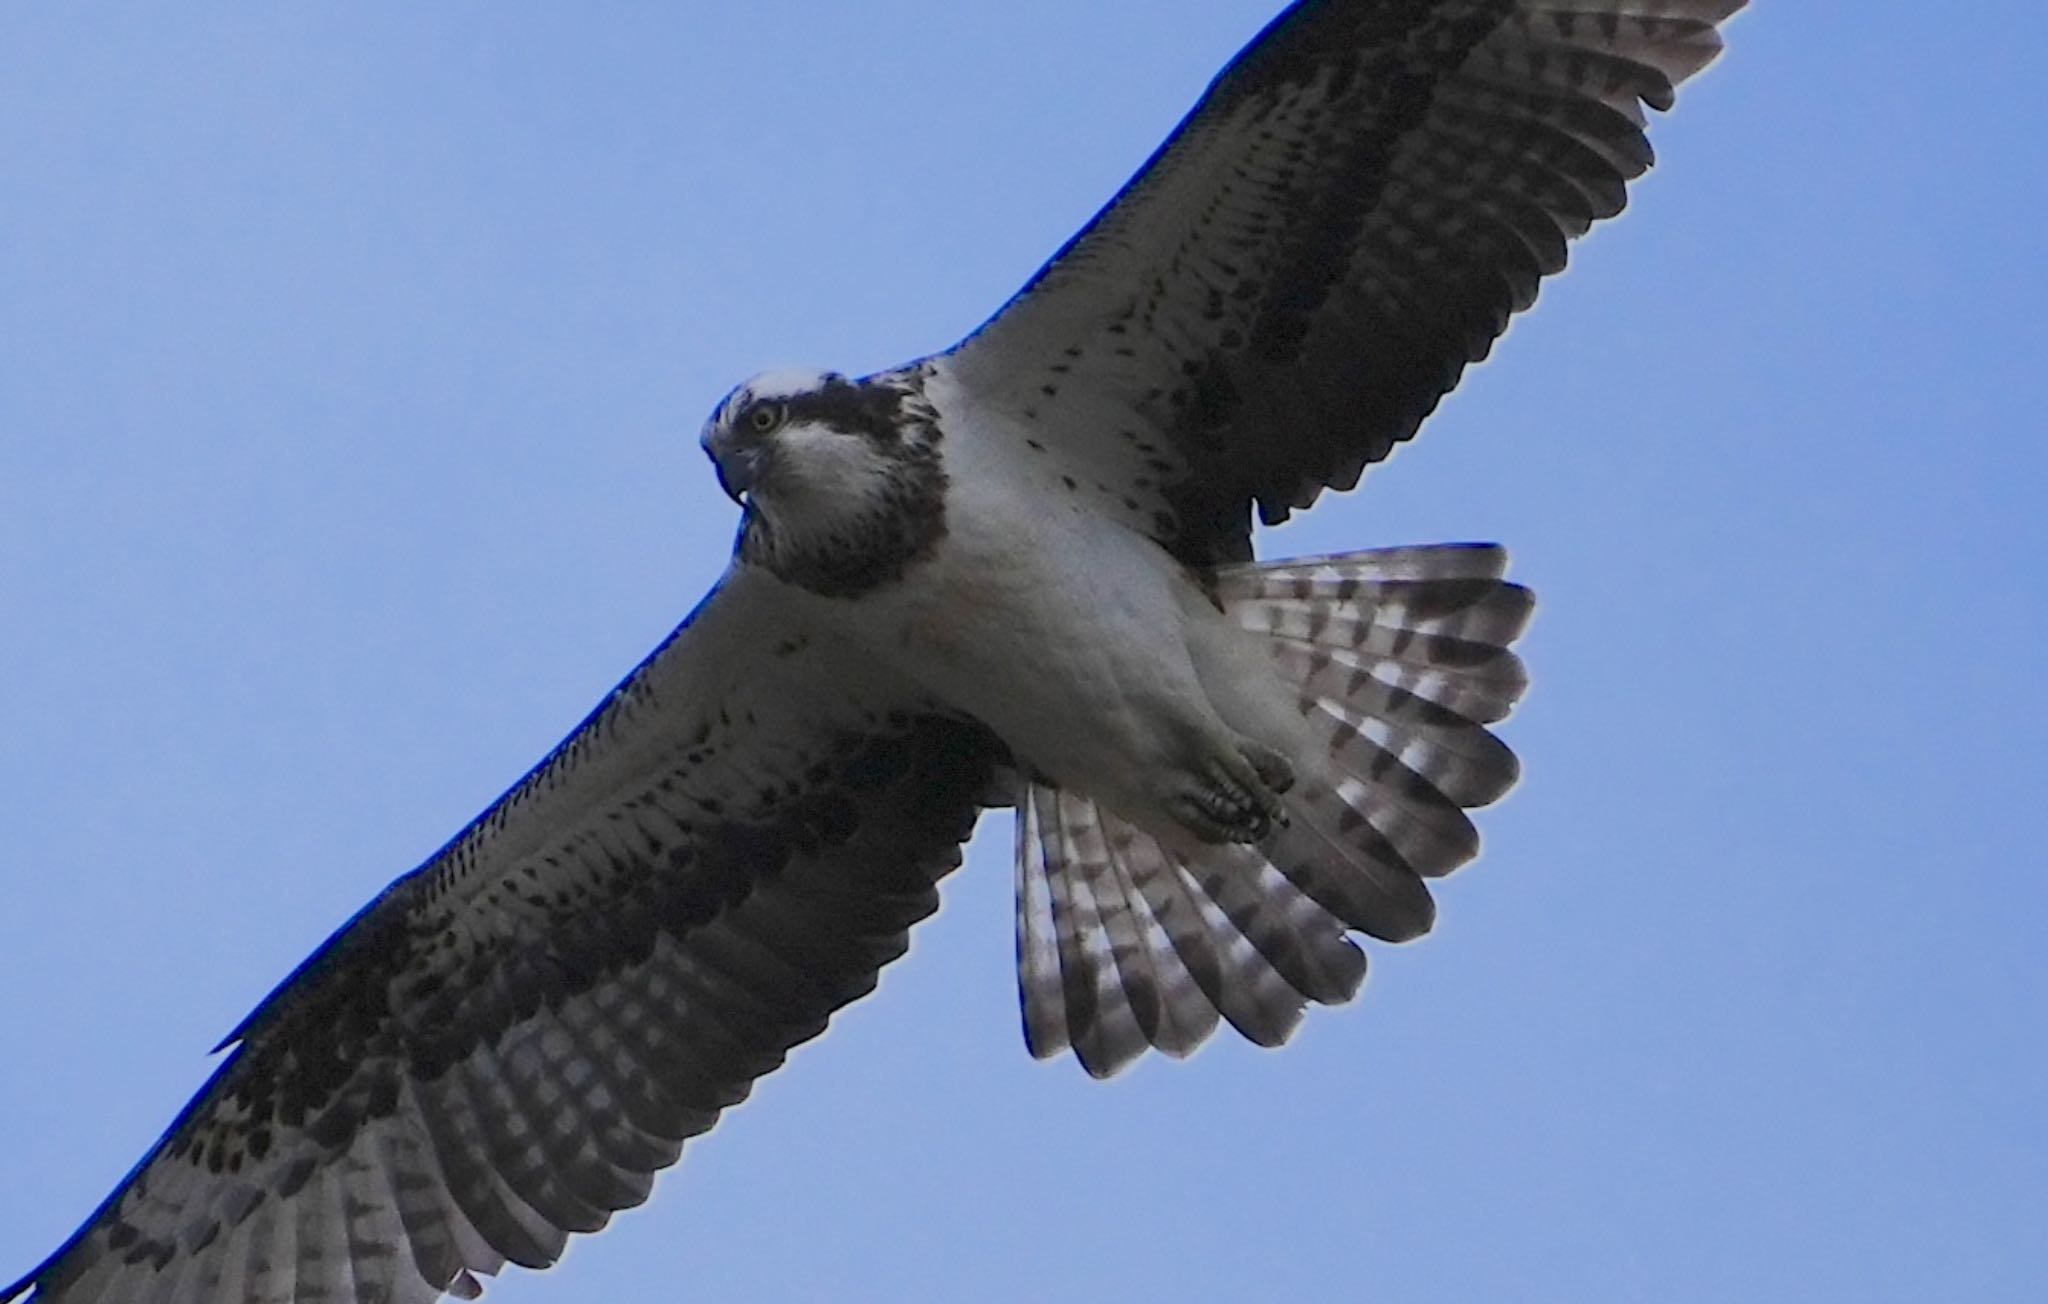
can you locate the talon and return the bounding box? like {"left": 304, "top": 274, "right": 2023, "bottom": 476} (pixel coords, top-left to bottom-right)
{"left": 1240, "top": 741, "right": 1296, "bottom": 797}
{"left": 1226, "top": 745, "right": 1291, "bottom": 832}
{"left": 1160, "top": 735, "right": 1296, "bottom": 846}
{"left": 1167, "top": 790, "right": 1268, "bottom": 844}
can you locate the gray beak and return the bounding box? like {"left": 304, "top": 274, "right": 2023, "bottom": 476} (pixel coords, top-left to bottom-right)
{"left": 703, "top": 429, "right": 762, "bottom": 505}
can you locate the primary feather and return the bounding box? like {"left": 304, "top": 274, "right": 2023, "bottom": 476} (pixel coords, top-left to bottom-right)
{"left": 5, "top": 577, "right": 998, "bottom": 1303}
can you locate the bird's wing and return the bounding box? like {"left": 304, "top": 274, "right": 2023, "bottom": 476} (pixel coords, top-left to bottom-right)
{"left": 943, "top": 0, "right": 1741, "bottom": 563}
{"left": 2, "top": 566, "right": 998, "bottom": 1304}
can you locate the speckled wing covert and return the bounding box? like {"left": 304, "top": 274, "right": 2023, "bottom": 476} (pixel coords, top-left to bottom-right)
{"left": 946, "top": 0, "right": 1742, "bottom": 565}
{"left": 1, "top": 568, "right": 997, "bottom": 1304}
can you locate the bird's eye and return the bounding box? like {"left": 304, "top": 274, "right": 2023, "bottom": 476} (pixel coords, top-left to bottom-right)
{"left": 746, "top": 403, "right": 784, "bottom": 434}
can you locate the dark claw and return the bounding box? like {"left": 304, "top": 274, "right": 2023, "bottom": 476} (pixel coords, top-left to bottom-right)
{"left": 1241, "top": 741, "right": 1296, "bottom": 797}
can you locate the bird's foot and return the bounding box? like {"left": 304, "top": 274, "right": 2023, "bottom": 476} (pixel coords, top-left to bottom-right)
{"left": 1165, "top": 740, "right": 1294, "bottom": 844}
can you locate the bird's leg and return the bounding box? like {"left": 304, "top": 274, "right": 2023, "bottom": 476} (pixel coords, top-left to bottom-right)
{"left": 1163, "top": 737, "right": 1294, "bottom": 844}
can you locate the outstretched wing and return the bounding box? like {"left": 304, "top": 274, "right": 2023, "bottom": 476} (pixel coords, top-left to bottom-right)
{"left": 944, "top": 0, "right": 1741, "bottom": 563}
{"left": 3, "top": 567, "right": 997, "bottom": 1304}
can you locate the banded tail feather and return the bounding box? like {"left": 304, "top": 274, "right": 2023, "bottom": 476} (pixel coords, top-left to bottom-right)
{"left": 1017, "top": 544, "right": 1533, "bottom": 1077}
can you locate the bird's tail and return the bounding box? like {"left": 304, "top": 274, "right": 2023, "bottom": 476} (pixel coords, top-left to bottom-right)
{"left": 1015, "top": 543, "right": 1533, "bottom": 1077}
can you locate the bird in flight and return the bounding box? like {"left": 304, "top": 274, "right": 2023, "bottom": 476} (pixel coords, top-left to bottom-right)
{"left": 4, "top": 2, "right": 1741, "bottom": 1300}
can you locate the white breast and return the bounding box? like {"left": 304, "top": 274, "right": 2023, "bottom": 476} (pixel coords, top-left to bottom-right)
{"left": 802, "top": 363, "right": 1305, "bottom": 833}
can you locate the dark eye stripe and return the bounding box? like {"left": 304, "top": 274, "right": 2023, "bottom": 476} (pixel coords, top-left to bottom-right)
{"left": 783, "top": 377, "right": 904, "bottom": 444}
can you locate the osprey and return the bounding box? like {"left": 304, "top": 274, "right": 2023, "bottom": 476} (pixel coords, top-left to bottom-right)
{"left": 4, "top": 2, "right": 1741, "bottom": 1300}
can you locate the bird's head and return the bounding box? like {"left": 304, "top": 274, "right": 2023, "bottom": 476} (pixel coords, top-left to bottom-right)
{"left": 700, "top": 366, "right": 948, "bottom": 595}
{"left": 703, "top": 369, "right": 881, "bottom": 512}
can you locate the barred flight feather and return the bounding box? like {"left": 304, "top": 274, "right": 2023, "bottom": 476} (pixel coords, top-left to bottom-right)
{"left": 4, "top": 570, "right": 1000, "bottom": 1304}
{"left": 1019, "top": 543, "right": 1532, "bottom": 1074}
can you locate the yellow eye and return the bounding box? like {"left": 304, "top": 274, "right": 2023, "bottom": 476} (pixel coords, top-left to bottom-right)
{"left": 747, "top": 403, "right": 783, "bottom": 434}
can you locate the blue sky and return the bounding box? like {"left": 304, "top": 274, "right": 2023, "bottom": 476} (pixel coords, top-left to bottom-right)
{"left": 2, "top": 4, "right": 2043, "bottom": 1301}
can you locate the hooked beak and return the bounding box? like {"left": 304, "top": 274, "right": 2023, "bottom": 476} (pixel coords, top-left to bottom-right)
{"left": 703, "top": 429, "right": 764, "bottom": 506}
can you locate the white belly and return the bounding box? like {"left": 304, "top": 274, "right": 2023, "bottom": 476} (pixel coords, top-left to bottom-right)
{"left": 872, "top": 502, "right": 1205, "bottom": 791}
{"left": 803, "top": 388, "right": 1306, "bottom": 834}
